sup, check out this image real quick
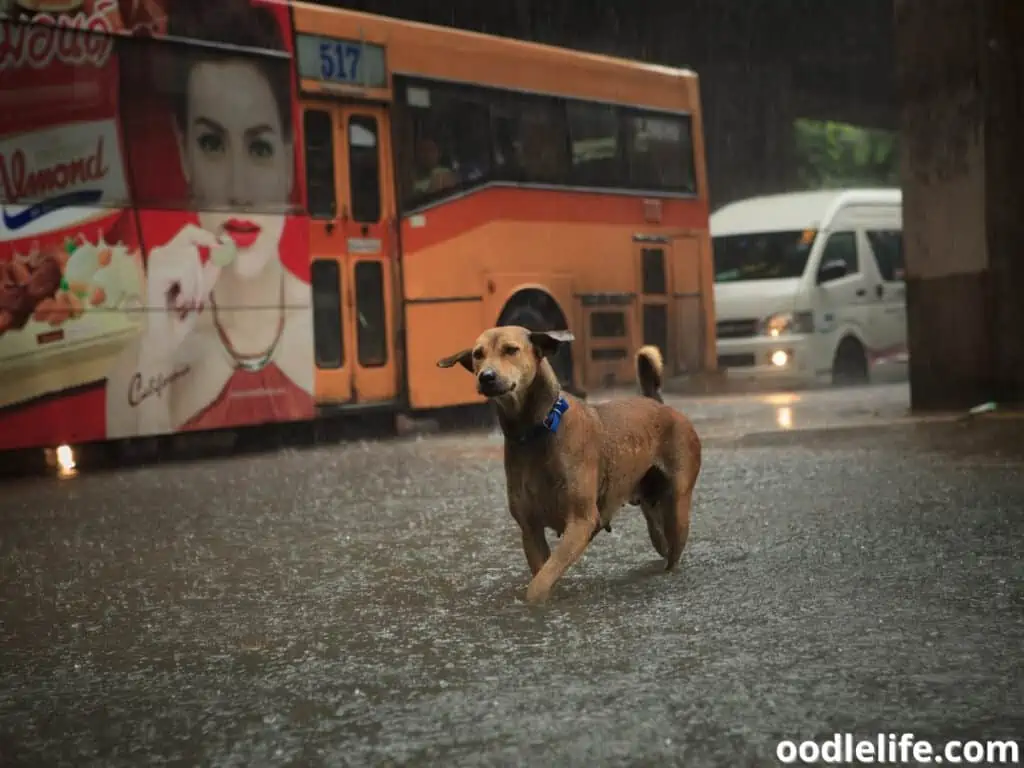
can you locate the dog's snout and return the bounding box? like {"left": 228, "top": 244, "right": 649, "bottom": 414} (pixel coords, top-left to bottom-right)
{"left": 477, "top": 367, "right": 508, "bottom": 396}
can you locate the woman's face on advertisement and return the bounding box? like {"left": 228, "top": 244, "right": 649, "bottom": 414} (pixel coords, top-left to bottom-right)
{"left": 179, "top": 58, "right": 293, "bottom": 279}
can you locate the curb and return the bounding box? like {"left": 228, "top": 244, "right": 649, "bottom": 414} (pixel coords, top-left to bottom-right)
{"left": 729, "top": 411, "right": 1023, "bottom": 446}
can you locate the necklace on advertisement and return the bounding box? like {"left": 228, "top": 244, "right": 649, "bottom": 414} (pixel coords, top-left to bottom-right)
{"left": 209, "top": 273, "right": 286, "bottom": 373}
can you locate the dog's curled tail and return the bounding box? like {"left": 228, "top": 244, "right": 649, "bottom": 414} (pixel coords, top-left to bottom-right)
{"left": 636, "top": 344, "right": 664, "bottom": 403}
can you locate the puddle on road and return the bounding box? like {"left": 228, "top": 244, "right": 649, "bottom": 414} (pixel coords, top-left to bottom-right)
{"left": 428, "top": 433, "right": 505, "bottom": 462}
{"left": 2, "top": 396, "right": 1022, "bottom": 765}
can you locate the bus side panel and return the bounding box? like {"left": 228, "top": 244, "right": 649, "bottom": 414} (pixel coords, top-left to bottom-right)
{"left": 686, "top": 77, "right": 719, "bottom": 373}
{"left": 403, "top": 301, "right": 486, "bottom": 409}
{"left": 0, "top": 1, "right": 317, "bottom": 453}
{"left": 0, "top": 7, "right": 133, "bottom": 452}
{"left": 698, "top": 229, "right": 719, "bottom": 372}
{"left": 399, "top": 187, "right": 708, "bottom": 410}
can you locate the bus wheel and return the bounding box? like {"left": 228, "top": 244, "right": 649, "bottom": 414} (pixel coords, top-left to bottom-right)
{"left": 498, "top": 292, "right": 575, "bottom": 391}
{"left": 831, "top": 336, "right": 869, "bottom": 387}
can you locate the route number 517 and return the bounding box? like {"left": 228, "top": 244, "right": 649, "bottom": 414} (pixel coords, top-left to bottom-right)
{"left": 319, "top": 41, "right": 362, "bottom": 82}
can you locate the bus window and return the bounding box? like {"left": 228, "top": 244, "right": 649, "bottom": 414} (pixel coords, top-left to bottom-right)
{"left": 642, "top": 247, "right": 668, "bottom": 295}
{"left": 491, "top": 93, "right": 570, "bottom": 186}
{"left": 566, "top": 101, "right": 624, "bottom": 188}
{"left": 348, "top": 115, "right": 381, "bottom": 223}
{"left": 304, "top": 109, "right": 337, "bottom": 219}
{"left": 311, "top": 259, "right": 344, "bottom": 368}
{"left": 354, "top": 260, "right": 388, "bottom": 366}
{"left": 397, "top": 80, "right": 492, "bottom": 209}
{"left": 623, "top": 112, "right": 696, "bottom": 194}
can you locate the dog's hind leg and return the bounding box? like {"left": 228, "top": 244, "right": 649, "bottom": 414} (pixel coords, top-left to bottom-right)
{"left": 663, "top": 487, "right": 693, "bottom": 572}
{"left": 636, "top": 466, "right": 672, "bottom": 560}
{"left": 520, "top": 524, "right": 551, "bottom": 576}
{"left": 641, "top": 499, "right": 670, "bottom": 559}
{"left": 587, "top": 522, "right": 612, "bottom": 542}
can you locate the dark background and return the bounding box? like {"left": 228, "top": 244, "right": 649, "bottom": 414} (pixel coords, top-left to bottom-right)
{"left": 321, "top": 0, "right": 897, "bottom": 208}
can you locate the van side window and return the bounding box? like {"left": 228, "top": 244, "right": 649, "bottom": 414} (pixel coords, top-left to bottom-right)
{"left": 866, "top": 230, "right": 905, "bottom": 282}
{"left": 818, "top": 232, "right": 858, "bottom": 279}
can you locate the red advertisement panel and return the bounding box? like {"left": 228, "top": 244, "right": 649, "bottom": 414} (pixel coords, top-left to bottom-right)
{"left": 0, "top": 0, "right": 314, "bottom": 452}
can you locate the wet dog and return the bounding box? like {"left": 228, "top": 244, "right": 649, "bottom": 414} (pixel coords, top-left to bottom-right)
{"left": 437, "top": 326, "right": 702, "bottom": 604}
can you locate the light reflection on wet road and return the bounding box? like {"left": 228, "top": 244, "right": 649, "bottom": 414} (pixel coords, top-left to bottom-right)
{"left": 1, "top": 385, "right": 1022, "bottom": 766}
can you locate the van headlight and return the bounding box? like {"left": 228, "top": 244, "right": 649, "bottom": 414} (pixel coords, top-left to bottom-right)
{"left": 761, "top": 311, "right": 814, "bottom": 337}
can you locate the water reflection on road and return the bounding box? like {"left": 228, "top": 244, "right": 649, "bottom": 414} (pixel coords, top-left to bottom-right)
{"left": 1, "top": 383, "right": 1021, "bottom": 766}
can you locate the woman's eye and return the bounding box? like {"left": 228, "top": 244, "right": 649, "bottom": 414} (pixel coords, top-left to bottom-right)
{"left": 197, "top": 132, "right": 224, "bottom": 154}
{"left": 249, "top": 138, "right": 274, "bottom": 159}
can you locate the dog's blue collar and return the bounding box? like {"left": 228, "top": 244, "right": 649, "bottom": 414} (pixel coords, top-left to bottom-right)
{"left": 542, "top": 395, "right": 570, "bottom": 434}
{"left": 509, "top": 394, "right": 570, "bottom": 443}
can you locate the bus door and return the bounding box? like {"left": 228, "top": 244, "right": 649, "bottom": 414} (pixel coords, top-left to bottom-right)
{"left": 634, "top": 234, "right": 705, "bottom": 377}
{"left": 303, "top": 103, "right": 399, "bottom": 405}
{"left": 634, "top": 236, "right": 671, "bottom": 369}
{"left": 667, "top": 234, "right": 706, "bottom": 376}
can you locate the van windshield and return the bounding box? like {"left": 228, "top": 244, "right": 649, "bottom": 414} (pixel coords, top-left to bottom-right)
{"left": 712, "top": 230, "right": 816, "bottom": 283}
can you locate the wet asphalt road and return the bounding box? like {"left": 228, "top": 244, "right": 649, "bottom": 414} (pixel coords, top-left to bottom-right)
{"left": 1, "top": 384, "right": 1022, "bottom": 767}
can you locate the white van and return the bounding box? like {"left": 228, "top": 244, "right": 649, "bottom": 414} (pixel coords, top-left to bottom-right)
{"left": 710, "top": 188, "right": 907, "bottom": 387}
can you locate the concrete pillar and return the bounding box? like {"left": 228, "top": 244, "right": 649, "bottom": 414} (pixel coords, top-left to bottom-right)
{"left": 983, "top": 1, "right": 1024, "bottom": 404}
{"left": 896, "top": 0, "right": 1024, "bottom": 410}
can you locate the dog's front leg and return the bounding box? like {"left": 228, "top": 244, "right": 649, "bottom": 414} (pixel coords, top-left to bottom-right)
{"left": 519, "top": 523, "right": 550, "bottom": 576}
{"left": 525, "top": 510, "right": 597, "bottom": 604}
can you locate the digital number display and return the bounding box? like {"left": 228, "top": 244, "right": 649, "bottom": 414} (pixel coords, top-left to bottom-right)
{"left": 296, "top": 34, "right": 387, "bottom": 89}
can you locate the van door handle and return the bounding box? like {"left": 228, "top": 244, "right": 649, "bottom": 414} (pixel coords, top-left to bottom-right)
{"left": 855, "top": 288, "right": 866, "bottom": 297}
{"left": 875, "top": 284, "right": 884, "bottom": 299}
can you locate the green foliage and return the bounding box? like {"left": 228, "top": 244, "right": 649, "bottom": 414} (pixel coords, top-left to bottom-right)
{"left": 793, "top": 118, "right": 900, "bottom": 189}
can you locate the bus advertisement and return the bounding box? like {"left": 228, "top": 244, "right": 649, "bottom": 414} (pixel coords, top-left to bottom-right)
{"left": 0, "top": 0, "right": 717, "bottom": 458}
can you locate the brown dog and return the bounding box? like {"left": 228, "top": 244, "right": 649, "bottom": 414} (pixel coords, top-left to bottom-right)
{"left": 437, "top": 326, "right": 702, "bottom": 604}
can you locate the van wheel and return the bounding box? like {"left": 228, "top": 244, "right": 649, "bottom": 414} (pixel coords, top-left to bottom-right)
{"left": 832, "top": 337, "right": 869, "bottom": 387}
{"left": 499, "top": 297, "right": 575, "bottom": 391}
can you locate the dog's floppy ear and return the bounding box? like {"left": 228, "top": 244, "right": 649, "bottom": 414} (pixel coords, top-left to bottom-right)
{"left": 529, "top": 329, "right": 575, "bottom": 359}
{"left": 437, "top": 348, "right": 474, "bottom": 373}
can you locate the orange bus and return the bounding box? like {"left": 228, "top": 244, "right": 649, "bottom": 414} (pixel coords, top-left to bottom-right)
{"left": 0, "top": 0, "right": 716, "bottom": 457}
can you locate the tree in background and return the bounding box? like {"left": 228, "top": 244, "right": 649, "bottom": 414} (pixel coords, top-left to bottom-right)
{"left": 793, "top": 118, "right": 900, "bottom": 188}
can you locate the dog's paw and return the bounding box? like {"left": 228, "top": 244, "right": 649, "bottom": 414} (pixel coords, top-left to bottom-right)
{"left": 525, "top": 582, "right": 550, "bottom": 604}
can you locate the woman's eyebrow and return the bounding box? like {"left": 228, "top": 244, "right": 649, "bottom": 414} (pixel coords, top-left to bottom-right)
{"left": 193, "top": 117, "right": 225, "bottom": 134}
{"left": 245, "top": 124, "right": 275, "bottom": 140}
